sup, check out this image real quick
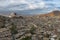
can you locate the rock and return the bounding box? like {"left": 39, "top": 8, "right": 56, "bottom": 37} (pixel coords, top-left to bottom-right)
{"left": 9, "top": 12, "right": 17, "bottom": 18}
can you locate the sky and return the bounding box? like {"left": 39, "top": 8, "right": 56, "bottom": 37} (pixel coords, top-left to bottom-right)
{"left": 0, "top": 0, "right": 60, "bottom": 15}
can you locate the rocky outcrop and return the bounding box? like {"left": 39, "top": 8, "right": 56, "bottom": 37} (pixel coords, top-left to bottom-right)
{"left": 9, "top": 12, "right": 17, "bottom": 18}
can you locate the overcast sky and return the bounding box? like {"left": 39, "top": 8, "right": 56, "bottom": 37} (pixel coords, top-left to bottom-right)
{"left": 0, "top": 0, "right": 60, "bottom": 14}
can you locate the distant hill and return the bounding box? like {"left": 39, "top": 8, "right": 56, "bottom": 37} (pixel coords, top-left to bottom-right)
{"left": 49, "top": 10, "right": 60, "bottom": 16}
{"left": 36, "top": 10, "right": 60, "bottom": 17}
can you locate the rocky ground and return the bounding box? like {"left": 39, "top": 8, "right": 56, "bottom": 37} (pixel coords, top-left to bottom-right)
{"left": 0, "top": 14, "right": 60, "bottom": 40}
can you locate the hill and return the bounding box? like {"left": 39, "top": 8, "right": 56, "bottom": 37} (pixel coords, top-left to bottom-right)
{"left": 36, "top": 10, "right": 60, "bottom": 17}
{"left": 0, "top": 11, "right": 60, "bottom": 40}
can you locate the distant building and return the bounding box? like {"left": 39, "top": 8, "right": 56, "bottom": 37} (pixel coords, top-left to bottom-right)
{"left": 9, "top": 12, "right": 17, "bottom": 18}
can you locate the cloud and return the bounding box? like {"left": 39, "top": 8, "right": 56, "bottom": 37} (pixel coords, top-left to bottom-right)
{"left": 0, "top": 0, "right": 60, "bottom": 12}
{"left": 0, "top": 0, "right": 46, "bottom": 10}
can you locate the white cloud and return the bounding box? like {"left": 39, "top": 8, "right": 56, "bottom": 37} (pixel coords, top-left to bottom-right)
{"left": 0, "top": 0, "right": 60, "bottom": 11}
{"left": 0, "top": 0, "right": 46, "bottom": 10}
{"left": 28, "top": 1, "right": 45, "bottom": 9}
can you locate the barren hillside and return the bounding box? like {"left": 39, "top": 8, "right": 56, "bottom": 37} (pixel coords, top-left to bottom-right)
{"left": 0, "top": 10, "right": 60, "bottom": 40}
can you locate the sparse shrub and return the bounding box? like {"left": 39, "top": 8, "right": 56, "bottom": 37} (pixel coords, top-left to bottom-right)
{"left": 10, "top": 23, "right": 18, "bottom": 40}
{"left": 1, "top": 25, "right": 5, "bottom": 28}
{"left": 0, "top": 22, "right": 6, "bottom": 28}
{"left": 21, "top": 36, "right": 31, "bottom": 40}
{"left": 21, "top": 25, "right": 36, "bottom": 40}
{"left": 44, "top": 33, "right": 50, "bottom": 38}
{"left": 30, "top": 25, "right": 36, "bottom": 35}
{"left": 10, "top": 23, "right": 18, "bottom": 34}
{"left": 0, "top": 17, "right": 6, "bottom": 28}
